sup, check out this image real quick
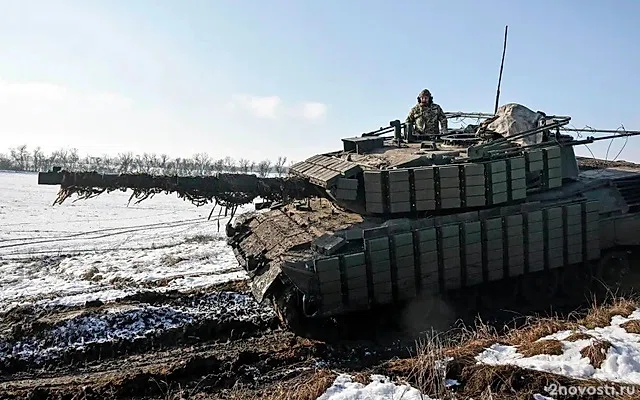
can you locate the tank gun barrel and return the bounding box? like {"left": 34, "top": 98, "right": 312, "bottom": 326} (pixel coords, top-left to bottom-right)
{"left": 37, "top": 169, "right": 321, "bottom": 208}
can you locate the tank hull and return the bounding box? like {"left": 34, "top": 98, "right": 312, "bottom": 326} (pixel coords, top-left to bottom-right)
{"left": 227, "top": 164, "right": 640, "bottom": 334}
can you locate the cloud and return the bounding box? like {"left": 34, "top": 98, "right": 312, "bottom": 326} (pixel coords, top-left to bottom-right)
{"left": 300, "top": 102, "right": 327, "bottom": 120}
{"left": 0, "top": 78, "right": 334, "bottom": 162}
{"left": 0, "top": 79, "right": 194, "bottom": 155}
{"left": 0, "top": 79, "right": 134, "bottom": 112}
{"left": 228, "top": 94, "right": 327, "bottom": 121}
{"left": 228, "top": 94, "right": 282, "bottom": 119}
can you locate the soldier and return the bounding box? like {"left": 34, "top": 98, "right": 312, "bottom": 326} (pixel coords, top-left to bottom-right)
{"left": 406, "top": 89, "right": 448, "bottom": 136}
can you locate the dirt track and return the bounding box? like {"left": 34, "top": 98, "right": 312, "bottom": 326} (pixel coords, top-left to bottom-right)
{"left": 1, "top": 272, "right": 633, "bottom": 400}
{"left": 0, "top": 279, "right": 419, "bottom": 400}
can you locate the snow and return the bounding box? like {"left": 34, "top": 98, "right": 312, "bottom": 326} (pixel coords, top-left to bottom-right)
{"left": 317, "top": 374, "right": 434, "bottom": 400}
{"left": 0, "top": 291, "right": 275, "bottom": 366}
{"left": 0, "top": 171, "right": 252, "bottom": 311}
{"left": 476, "top": 308, "right": 640, "bottom": 385}
{"left": 0, "top": 171, "right": 278, "bottom": 364}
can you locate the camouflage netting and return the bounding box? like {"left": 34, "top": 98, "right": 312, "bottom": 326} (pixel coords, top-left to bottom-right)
{"left": 484, "top": 103, "right": 546, "bottom": 145}
{"left": 52, "top": 171, "right": 320, "bottom": 220}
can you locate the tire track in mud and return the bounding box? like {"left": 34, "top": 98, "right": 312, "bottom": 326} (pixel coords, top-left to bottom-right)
{"left": 1, "top": 333, "right": 308, "bottom": 399}
{"left": 0, "top": 282, "right": 279, "bottom": 377}
{"left": 0, "top": 330, "right": 415, "bottom": 400}
{"left": 0, "top": 217, "right": 220, "bottom": 249}
{"left": 3, "top": 273, "right": 639, "bottom": 400}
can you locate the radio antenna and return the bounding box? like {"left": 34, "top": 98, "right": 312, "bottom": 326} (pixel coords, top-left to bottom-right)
{"left": 494, "top": 25, "right": 508, "bottom": 114}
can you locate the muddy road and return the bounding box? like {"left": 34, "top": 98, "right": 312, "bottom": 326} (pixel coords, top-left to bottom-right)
{"left": 1, "top": 271, "right": 634, "bottom": 400}
{"left": 0, "top": 279, "right": 424, "bottom": 400}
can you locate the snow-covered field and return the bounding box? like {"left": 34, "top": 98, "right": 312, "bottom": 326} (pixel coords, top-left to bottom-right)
{"left": 0, "top": 171, "right": 279, "bottom": 369}
{"left": 0, "top": 171, "right": 253, "bottom": 311}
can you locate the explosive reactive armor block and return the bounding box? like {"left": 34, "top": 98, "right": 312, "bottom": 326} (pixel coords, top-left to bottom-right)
{"left": 313, "top": 198, "right": 600, "bottom": 316}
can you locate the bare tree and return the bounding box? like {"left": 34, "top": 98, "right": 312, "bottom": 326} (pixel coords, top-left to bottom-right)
{"left": 117, "top": 152, "right": 134, "bottom": 173}
{"left": 193, "top": 152, "right": 211, "bottom": 175}
{"left": 0, "top": 153, "right": 12, "bottom": 170}
{"left": 159, "top": 154, "right": 169, "bottom": 171}
{"left": 257, "top": 159, "right": 272, "bottom": 177}
{"left": 0, "top": 145, "right": 294, "bottom": 178}
{"left": 32, "top": 147, "right": 44, "bottom": 171}
{"left": 10, "top": 145, "right": 29, "bottom": 170}
{"left": 102, "top": 154, "right": 112, "bottom": 172}
{"left": 142, "top": 153, "right": 157, "bottom": 173}
{"left": 223, "top": 156, "right": 236, "bottom": 173}
{"left": 49, "top": 149, "right": 69, "bottom": 169}
{"left": 211, "top": 159, "right": 224, "bottom": 173}
{"left": 238, "top": 158, "right": 251, "bottom": 173}
{"left": 274, "top": 156, "right": 287, "bottom": 176}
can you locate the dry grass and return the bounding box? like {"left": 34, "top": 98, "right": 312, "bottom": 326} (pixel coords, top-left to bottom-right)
{"left": 401, "top": 333, "right": 452, "bottom": 398}
{"left": 461, "top": 364, "right": 551, "bottom": 400}
{"left": 580, "top": 339, "right": 612, "bottom": 369}
{"left": 349, "top": 372, "right": 370, "bottom": 385}
{"left": 621, "top": 319, "right": 640, "bottom": 334}
{"left": 518, "top": 339, "right": 564, "bottom": 357}
{"left": 460, "top": 363, "right": 640, "bottom": 400}
{"left": 260, "top": 369, "right": 337, "bottom": 400}
{"left": 579, "top": 297, "right": 637, "bottom": 329}
{"left": 503, "top": 317, "right": 574, "bottom": 346}
{"left": 564, "top": 331, "right": 593, "bottom": 341}
{"left": 423, "top": 299, "right": 639, "bottom": 398}
{"left": 225, "top": 296, "right": 640, "bottom": 400}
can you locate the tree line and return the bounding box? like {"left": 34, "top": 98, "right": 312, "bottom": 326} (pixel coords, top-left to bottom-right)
{"left": 0, "top": 145, "right": 291, "bottom": 177}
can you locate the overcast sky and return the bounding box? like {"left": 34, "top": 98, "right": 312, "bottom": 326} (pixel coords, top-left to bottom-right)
{"left": 1, "top": 0, "right": 639, "bottom": 163}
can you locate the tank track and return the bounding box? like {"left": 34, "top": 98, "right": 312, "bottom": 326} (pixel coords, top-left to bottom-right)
{"left": 267, "top": 248, "right": 637, "bottom": 340}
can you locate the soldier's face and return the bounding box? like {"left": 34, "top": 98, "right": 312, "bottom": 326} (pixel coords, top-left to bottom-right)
{"left": 420, "top": 95, "right": 430, "bottom": 103}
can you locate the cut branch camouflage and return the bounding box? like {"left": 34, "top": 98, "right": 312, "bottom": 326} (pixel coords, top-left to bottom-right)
{"left": 49, "top": 171, "right": 320, "bottom": 212}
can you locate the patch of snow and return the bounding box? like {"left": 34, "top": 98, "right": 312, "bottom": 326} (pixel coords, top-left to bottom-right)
{"left": 444, "top": 379, "right": 459, "bottom": 388}
{"left": 475, "top": 307, "right": 640, "bottom": 385}
{"left": 0, "top": 172, "right": 254, "bottom": 310}
{"left": 317, "top": 374, "right": 436, "bottom": 400}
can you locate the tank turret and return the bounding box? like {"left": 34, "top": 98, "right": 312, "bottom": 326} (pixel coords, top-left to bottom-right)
{"left": 37, "top": 103, "right": 640, "bottom": 336}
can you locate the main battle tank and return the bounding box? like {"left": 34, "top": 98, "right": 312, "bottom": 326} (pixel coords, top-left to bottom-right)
{"left": 38, "top": 103, "right": 640, "bottom": 335}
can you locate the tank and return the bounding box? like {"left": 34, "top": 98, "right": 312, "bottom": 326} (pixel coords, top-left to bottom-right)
{"left": 37, "top": 103, "right": 640, "bottom": 336}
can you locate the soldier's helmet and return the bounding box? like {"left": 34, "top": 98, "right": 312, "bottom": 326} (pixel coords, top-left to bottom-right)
{"left": 417, "top": 89, "right": 432, "bottom": 102}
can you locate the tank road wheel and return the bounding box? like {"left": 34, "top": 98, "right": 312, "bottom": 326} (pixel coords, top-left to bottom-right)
{"left": 594, "top": 250, "right": 631, "bottom": 295}
{"left": 271, "top": 289, "right": 337, "bottom": 339}
{"left": 271, "top": 289, "right": 305, "bottom": 334}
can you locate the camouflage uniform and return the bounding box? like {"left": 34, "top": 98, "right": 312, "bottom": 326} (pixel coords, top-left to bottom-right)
{"left": 406, "top": 89, "right": 448, "bottom": 136}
